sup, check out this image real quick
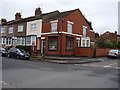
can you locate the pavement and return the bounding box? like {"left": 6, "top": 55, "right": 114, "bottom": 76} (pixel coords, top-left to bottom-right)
{"left": 1, "top": 81, "right": 17, "bottom": 88}
{"left": 36, "top": 56, "right": 105, "bottom": 64}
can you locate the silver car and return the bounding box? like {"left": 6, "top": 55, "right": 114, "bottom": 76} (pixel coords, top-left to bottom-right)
{"left": 107, "top": 49, "right": 120, "bottom": 59}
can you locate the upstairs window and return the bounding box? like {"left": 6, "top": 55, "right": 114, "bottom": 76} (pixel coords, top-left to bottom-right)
{"left": 67, "top": 21, "right": 73, "bottom": 33}
{"left": 18, "top": 25, "right": 23, "bottom": 32}
{"left": 30, "top": 23, "right": 37, "bottom": 30}
{"left": 83, "top": 26, "right": 87, "bottom": 37}
{"left": 51, "top": 22, "right": 57, "bottom": 32}
{"left": 1, "top": 27, "right": 5, "bottom": 33}
{"left": 68, "top": 23, "right": 72, "bottom": 33}
{"left": 8, "top": 27, "right": 13, "bottom": 34}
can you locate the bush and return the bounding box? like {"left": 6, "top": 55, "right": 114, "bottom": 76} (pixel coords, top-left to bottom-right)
{"left": 106, "top": 40, "right": 118, "bottom": 49}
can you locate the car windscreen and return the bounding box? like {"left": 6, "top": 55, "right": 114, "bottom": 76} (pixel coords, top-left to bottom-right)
{"left": 19, "top": 49, "right": 26, "bottom": 54}
{"left": 0, "top": 48, "right": 6, "bottom": 51}
{"left": 109, "top": 50, "right": 119, "bottom": 53}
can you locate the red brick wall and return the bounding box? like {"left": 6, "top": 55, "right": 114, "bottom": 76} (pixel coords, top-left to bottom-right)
{"left": 41, "top": 9, "right": 95, "bottom": 56}
{"left": 96, "top": 48, "right": 113, "bottom": 57}
{"left": 62, "top": 10, "right": 91, "bottom": 36}
{"left": 75, "top": 47, "right": 93, "bottom": 57}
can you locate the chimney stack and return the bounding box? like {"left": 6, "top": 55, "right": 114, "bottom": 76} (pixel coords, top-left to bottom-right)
{"left": 15, "top": 12, "right": 21, "bottom": 20}
{"left": 1, "top": 18, "right": 7, "bottom": 24}
{"left": 35, "top": 7, "right": 42, "bottom": 16}
{"left": 114, "top": 31, "right": 117, "bottom": 35}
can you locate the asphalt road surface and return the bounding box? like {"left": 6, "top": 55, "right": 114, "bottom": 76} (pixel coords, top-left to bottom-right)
{"left": 2, "top": 57, "right": 119, "bottom": 88}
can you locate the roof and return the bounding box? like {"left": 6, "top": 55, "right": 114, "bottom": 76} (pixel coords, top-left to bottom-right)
{"left": 4, "top": 10, "right": 59, "bottom": 25}
{"left": 2, "top": 8, "right": 93, "bottom": 30}
{"left": 44, "top": 9, "right": 79, "bottom": 22}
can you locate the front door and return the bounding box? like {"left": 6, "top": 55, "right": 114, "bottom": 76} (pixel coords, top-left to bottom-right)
{"left": 41, "top": 39, "right": 45, "bottom": 54}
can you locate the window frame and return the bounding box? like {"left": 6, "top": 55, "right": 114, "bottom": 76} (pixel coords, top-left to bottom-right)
{"left": 76, "top": 38, "right": 80, "bottom": 48}
{"left": 17, "top": 37, "right": 25, "bottom": 45}
{"left": 83, "top": 26, "right": 87, "bottom": 37}
{"left": 26, "top": 36, "right": 36, "bottom": 46}
{"left": 51, "top": 22, "right": 58, "bottom": 32}
{"left": 67, "top": 23, "right": 72, "bottom": 33}
{"left": 18, "top": 25, "right": 23, "bottom": 32}
{"left": 1, "top": 27, "right": 5, "bottom": 33}
{"left": 2, "top": 37, "right": 6, "bottom": 44}
{"left": 30, "top": 23, "right": 37, "bottom": 30}
{"left": 81, "top": 37, "right": 90, "bottom": 47}
{"left": 66, "top": 38, "right": 74, "bottom": 51}
{"left": 8, "top": 27, "right": 13, "bottom": 34}
{"left": 6, "top": 37, "right": 12, "bottom": 46}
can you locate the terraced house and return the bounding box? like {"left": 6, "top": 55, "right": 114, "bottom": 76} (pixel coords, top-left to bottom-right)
{"left": 0, "top": 8, "right": 95, "bottom": 56}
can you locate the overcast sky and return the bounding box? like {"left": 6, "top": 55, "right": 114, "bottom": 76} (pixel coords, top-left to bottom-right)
{"left": 0, "top": 0, "right": 119, "bottom": 35}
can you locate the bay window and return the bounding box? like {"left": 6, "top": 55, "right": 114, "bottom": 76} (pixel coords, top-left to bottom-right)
{"left": 17, "top": 37, "right": 25, "bottom": 45}
{"left": 26, "top": 36, "right": 36, "bottom": 46}
{"left": 81, "top": 38, "right": 90, "bottom": 47}
{"left": 6, "top": 37, "right": 12, "bottom": 46}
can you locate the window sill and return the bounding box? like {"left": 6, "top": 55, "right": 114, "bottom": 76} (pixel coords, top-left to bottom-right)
{"left": 48, "top": 49, "right": 58, "bottom": 51}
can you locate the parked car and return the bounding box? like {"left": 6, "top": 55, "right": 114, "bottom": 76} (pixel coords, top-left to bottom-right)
{"left": 107, "top": 49, "right": 120, "bottom": 59}
{"left": 0, "top": 48, "right": 7, "bottom": 57}
{"left": 7, "top": 48, "right": 30, "bottom": 60}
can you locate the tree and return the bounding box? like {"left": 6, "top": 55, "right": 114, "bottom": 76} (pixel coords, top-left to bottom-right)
{"left": 106, "top": 40, "right": 118, "bottom": 49}
{"left": 96, "top": 37, "right": 106, "bottom": 48}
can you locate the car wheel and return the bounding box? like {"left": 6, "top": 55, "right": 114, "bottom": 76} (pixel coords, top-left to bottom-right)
{"left": 16, "top": 55, "right": 20, "bottom": 59}
{"left": 7, "top": 54, "right": 10, "bottom": 58}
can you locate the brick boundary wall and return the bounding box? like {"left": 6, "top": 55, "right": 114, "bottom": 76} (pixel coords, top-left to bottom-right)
{"left": 75, "top": 47, "right": 94, "bottom": 57}
{"left": 75, "top": 48, "right": 118, "bottom": 57}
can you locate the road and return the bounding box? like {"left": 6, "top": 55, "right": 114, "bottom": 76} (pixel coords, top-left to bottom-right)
{"left": 2, "top": 57, "right": 119, "bottom": 88}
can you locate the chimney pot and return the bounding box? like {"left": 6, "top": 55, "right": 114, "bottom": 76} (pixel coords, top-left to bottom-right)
{"left": 15, "top": 12, "right": 21, "bottom": 20}
{"left": 35, "top": 7, "right": 42, "bottom": 16}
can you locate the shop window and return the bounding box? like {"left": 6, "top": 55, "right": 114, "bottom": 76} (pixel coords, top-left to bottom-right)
{"left": 49, "top": 38, "right": 58, "bottom": 50}
{"left": 66, "top": 39, "right": 73, "bottom": 50}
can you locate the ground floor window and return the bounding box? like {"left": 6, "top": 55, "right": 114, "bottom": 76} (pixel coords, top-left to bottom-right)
{"left": 66, "top": 39, "right": 74, "bottom": 50}
{"left": 76, "top": 38, "right": 80, "bottom": 47}
{"left": 86, "top": 40, "right": 90, "bottom": 47}
{"left": 17, "top": 37, "right": 25, "bottom": 45}
{"left": 6, "top": 37, "right": 12, "bottom": 46}
{"left": 0, "top": 37, "right": 6, "bottom": 44}
{"left": 26, "top": 36, "right": 36, "bottom": 46}
{"left": 81, "top": 38, "right": 90, "bottom": 47}
{"left": 48, "top": 38, "right": 58, "bottom": 50}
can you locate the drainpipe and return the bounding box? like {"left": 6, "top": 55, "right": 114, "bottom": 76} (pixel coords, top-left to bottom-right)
{"left": 60, "top": 19, "right": 63, "bottom": 56}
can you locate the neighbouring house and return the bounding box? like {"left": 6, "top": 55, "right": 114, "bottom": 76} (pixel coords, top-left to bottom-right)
{"left": 99, "top": 31, "right": 120, "bottom": 42}
{"left": 0, "top": 8, "right": 95, "bottom": 56}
